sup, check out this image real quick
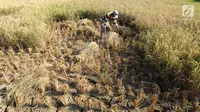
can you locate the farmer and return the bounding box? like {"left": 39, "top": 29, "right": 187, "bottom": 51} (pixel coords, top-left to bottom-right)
{"left": 99, "top": 10, "right": 119, "bottom": 38}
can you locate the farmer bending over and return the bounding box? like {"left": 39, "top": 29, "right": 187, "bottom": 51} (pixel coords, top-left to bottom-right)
{"left": 100, "top": 10, "right": 119, "bottom": 38}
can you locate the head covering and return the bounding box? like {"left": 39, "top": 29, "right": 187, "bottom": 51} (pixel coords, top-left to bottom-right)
{"left": 113, "top": 10, "right": 118, "bottom": 19}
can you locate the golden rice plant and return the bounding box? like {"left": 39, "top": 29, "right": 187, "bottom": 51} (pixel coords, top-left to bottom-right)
{"left": 77, "top": 42, "right": 100, "bottom": 69}
{"left": 7, "top": 106, "right": 15, "bottom": 112}
{"left": 118, "top": 95, "right": 124, "bottom": 104}
{"left": 77, "top": 18, "right": 93, "bottom": 27}
{"left": 95, "top": 83, "right": 101, "bottom": 94}
{"left": 138, "top": 88, "right": 144, "bottom": 101}
{"left": 1, "top": 73, "right": 10, "bottom": 83}
{"left": 84, "top": 98, "right": 91, "bottom": 108}
{"left": 100, "top": 75, "right": 107, "bottom": 85}
{"left": 106, "top": 32, "right": 122, "bottom": 51}
{"left": 98, "top": 100, "right": 105, "bottom": 111}
{"left": 0, "top": 6, "right": 24, "bottom": 16}
{"left": 118, "top": 25, "right": 133, "bottom": 37}
{"left": 77, "top": 84, "right": 87, "bottom": 94}
{"left": 27, "top": 47, "right": 32, "bottom": 53}
{"left": 4, "top": 66, "right": 50, "bottom": 105}
{"left": 132, "top": 88, "right": 144, "bottom": 109}
{"left": 74, "top": 95, "right": 87, "bottom": 107}
{"left": 113, "top": 52, "right": 121, "bottom": 64}
{"left": 126, "top": 85, "right": 133, "bottom": 95}
{"left": 105, "top": 84, "right": 111, "bottom": 96}
{"left": 117, "top": 79, "right": 123, "bottom": 89}
{"left": 14, "top": 92, "right": 24, "bottom": 106}
{"left": 77, "top": 25, "right": 98, "bottom": 37}
{"left": 193, "top": 101, "right": 200, "bottom": 112}
{"left": 110, "top": 104, "right": 118, "bottom": 112}
{"left": 163, "top": 91, "right": 170, "bottom": 101}
{"left": 7, "top": 48, "right": 15, "bottom": 59}
{"left": 59, "top": 84, "right": 70, "bottom": 94}
{"left": 60, "top": 21, "right": 77, "bottom": 37}
{"left": 0, "top": 13, "right": 48, "bottom": 48}
{"left": 148, "top": 95, "right": 158, "bottom": 112}
{"left": 51, "top": 79, "right": 59, "bottom": 91}
{"left": 151, "top": 94, "right": 158, "bottom": 105}
{"left": 59, "top": 95, "right": 69, "bottom": 106}
{"left": 133, "top": 98, "right": 140, "bottom": 109}
{"left": 75, "top": 74, "right": 81, "bottom": 83}
{"left": 0, "top": 50, "right": 4, "bottom": 56}
{"left": 148, "top": 104, "right": 155, "bottom": 112}
{"left": 44, "top": 96, "right": 53, "bottom": 107}
{"left": 94, "top": 60, "right": 101, "bottom": 73}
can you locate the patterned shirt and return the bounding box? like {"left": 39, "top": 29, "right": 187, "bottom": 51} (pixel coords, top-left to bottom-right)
{"left": 100, "top": 12, "right": 118, "bottom": 24}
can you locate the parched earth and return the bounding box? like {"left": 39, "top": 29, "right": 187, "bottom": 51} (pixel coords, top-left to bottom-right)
{"left": 0, "top": 19, "right": 199, "bottom": 112}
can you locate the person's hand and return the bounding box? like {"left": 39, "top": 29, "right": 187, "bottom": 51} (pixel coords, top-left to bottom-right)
{"left": 115, "top": 23, "right": 119, "bottom": 29}
{"left": 103, "top": 23, "right": 107, "bottom": 29}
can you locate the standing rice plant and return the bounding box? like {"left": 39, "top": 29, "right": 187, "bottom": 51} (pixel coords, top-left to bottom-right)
{"left": 0, "top": 13, "right": 48, "bottom": 49}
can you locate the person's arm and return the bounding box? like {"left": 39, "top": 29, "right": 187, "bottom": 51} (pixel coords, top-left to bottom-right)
{"left": 113, "top": 19, "right": 117, "bottom": 25}
{"left": 113, "top": 19, "right": 118, "bottom": 28}
{"left": 101, "top": 14, "right": 108, "bottom": 27}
